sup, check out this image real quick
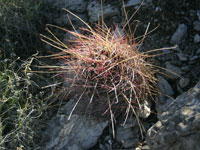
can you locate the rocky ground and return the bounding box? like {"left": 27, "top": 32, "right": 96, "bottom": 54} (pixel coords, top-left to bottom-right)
{"left": 39, "top": 0, "right": 200, "bottom": 150}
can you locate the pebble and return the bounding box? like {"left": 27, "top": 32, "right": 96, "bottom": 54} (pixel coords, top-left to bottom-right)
{"left": 170, "top": 24, "right": 187, "bottom": 44}
{"left": 194, "top": 20, "right": 200, "bottom": 31}
{"left": 142, "top": 145, "right": 151, "bottom": 150}
{"left": 197, "top": 10, "right": 200, "bottom": 20}
{"left": 157, "top": 75, "right": 174, "bottom": 104}
{"left": 155, "top": 6, "right": 161, "bottom": 12}
{"left": 196, "top": 48, "right": 200, "bottom": 55}
{"left": 173, "top": 45, "right": 181, "bottom": 52}
{"left": 124, "top": 0, "right": 142, "bottom": 7}
{"left": 137, "top": 100, "right": 152, "bottom": 119}
{"left": 177, "top": 53, "right": 188, "bottom": 61}
{"left": 194, "top": 34, "right": 200, "bottom": 43}
{"left": 179, "top": 78, "right": 190, "bottom": 88}
{"left": 165, "top": 62, "right": 182, "bottom": 79}
{"left": 181, "top": 66, "right": 190, "bottom": 72}
{"left": 190, "top": 55, "right": 198, "bottom": 61}
{"left": 188, "top": 55, "right": 198, "bottom": 65}
{"left": 177, "top": 82, "right": 184, "bottom": 93}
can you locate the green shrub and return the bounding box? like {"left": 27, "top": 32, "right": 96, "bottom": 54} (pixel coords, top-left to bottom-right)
{"left": 0, "top": 58, "right": 44, "bottom": 149}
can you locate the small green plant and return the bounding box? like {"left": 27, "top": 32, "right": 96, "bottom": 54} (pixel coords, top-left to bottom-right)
{"left": 0, "top": 58, "right": 44, "bottom": 150}
{"left": 0, "top": 0, "right": 54, "bottom": 149}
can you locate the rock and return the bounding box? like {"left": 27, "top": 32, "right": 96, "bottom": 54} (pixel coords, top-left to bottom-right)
{"left": 137, "top": 100, "right": 152, "bottom": 119}
{"left": 141, "top": 144, "right": 151, "bottom": 150}
{"left": 194, "top": 34, "right": 200, "bottom": 43}
{"left": 190, "top": 55, "right": 198, "bottom": 61}
{"left": 87, "top": 0, "right": 118, "bottom": 23}
{"left": 116, "top": 125, "right": 140, "bottom": 148}
{"left": 54, "top": 13, "right": 88, "bottom": 27}
{"left": 123, "top": 117, "right": 137, "bottom": 128}
{"left": 42, "top": 100, "right": 108, "bottom": 150}
{"left": 170, "top": 60, "right": 182, "bottom": 66}
{"left": 99, "top": 144, "right": 107, "bottom": 150}
{"left": 188, "top": 55, "right": 198, "bottom": 65}
{"left": 124, "top": 0, "right": 142, "bottom": 7}
{"left": 177, "top": 53, "right": 188, "bottom": 61}
{"left": 104, "top": 143, "right": 110, "bottom": 150}
{"left": 156, "top": 75, "right": 175, "bottom": 117}
{"left": 196, "top": 48, "right": 200, "bottom": 55}
{"left": 123, "top": 139, "right": 139, "bottom": 148}
{"left": 67, "top": 145, "right": 83, "bottom": 150}
{"left": 116, "top": 126, "right": 134, "bottom": 142}
{"left": 146, "top": 81, "right": 200, "bottom": 150}
{"left": 155, "top": 6, "right": 161, "bottom": 12}
{"left": 177, "top": 81, "right": 184, "bottom": 94}
{"left": 165, "top": 62, "right": 182, "bottom": 79}
{"left": 157, "top": 75, "right": 174, "bottom": 103}
{"left": 156, "top": 97, "right": 174, "bottom": 119}
{"left": 170, "top": 24, "right": 187, "bottom": 44}
{"left": 44, "top": 0, "right": 88, "bottom": 13}
{"left": 181, "top": 66, "right": 190, "bottom": 72}
{"left": 179, "top": 78, "right": 190, "bottom": 88}
{"left": 194, "top": 20, "right": 200, "bottom": 31}
{"left": 197, "top": 10, "right": 200, "bottom": 20}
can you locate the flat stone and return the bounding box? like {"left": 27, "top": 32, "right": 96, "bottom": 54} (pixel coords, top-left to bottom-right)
{"left": 194, "top": 34, "right": 200, "bottom": 43}
{"left": 194, "top": 20, "right": 200, "bottom": 31}
{"left": 42, "top": 100, "right": 108, "bottom": 150}
{"left": 170, "top": 24, "right": 187, "bottom": 44}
